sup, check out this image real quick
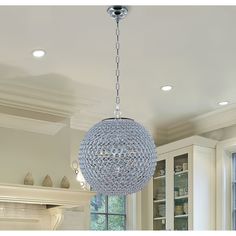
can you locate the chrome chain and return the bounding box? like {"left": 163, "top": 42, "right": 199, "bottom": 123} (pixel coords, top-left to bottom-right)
{"left": 114, "top": 19, "right": 122, "bottom": 118}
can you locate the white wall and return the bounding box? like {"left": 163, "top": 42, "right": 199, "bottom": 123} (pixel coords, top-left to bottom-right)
{"left": 70, "top": 128, "right": 86, "bottom": 165}
{"left": 0, "top": 126, "right": 85, "bottom": 189}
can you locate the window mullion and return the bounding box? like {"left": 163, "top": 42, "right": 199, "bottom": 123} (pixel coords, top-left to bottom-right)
{"left": 106, "top": 195, "right": 109, "bottom": 230}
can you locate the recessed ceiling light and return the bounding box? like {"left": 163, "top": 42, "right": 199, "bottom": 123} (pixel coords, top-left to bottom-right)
{"left": 32, "top": 49, "right": 46, "bottom": 58}
{"left": 161, "top": 85, "right": 173, "bottom": 91}
{"left": 218, "top": 101, "right": 229, "bottom": 106}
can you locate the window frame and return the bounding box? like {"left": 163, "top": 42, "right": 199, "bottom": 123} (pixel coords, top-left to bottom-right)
{"left": 90, "top": 195, "right": 127, "bottom": 230}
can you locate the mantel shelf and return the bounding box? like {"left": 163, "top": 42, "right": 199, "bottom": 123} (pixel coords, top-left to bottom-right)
{"left": 0, "top": 183, "right": 95, "bottom": 208}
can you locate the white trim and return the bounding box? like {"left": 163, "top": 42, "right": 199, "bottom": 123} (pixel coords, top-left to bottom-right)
{"left": 166, "top": 154, "right": 173, "bottom": 230}
{"left": 126, "top": 192, "right": 142, "bottom": 230}
{"left": 0, "top": 112, "right": 66, "bottom": 135}
{"left": 216, "top": 137, "right": 236, "bottom": 230}
{"left": 0, "top": 183, "right": 95, "bottom": 207}
{"left": 0, "top": 79, "right": 100, "bottom": 118}
{"left": 157, "top": 105, "right": 236, "bottom": 144}
{"left": 157, "top": 135, "right": 217, "bottom": 155}
{"left": 170, "top": 105, "right": 236, "bottom": 136}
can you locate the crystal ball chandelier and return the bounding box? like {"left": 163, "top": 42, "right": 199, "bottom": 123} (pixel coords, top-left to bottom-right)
{"left": 78, "top": 6, "right": 157, "bottom": 196}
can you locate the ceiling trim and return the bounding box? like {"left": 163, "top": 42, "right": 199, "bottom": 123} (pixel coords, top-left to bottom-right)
{"left": 166, "top": 105, "right": 236, "bottom": 143}
{"left": 0, "top": 80, "right": 99, "bottom": 118}
{"left": 71, "top": 106, "right": 236, "bottom": 145}
{"left": 0, "top": 113, "right": 66, "bottom": 135}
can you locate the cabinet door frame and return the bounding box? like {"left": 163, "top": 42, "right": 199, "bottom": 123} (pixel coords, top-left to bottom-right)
{"left": 164, "top": 146, "right": 193, "bottom": 230}
{"left": 152, "top": 153, "right": 168, "bottom": 230}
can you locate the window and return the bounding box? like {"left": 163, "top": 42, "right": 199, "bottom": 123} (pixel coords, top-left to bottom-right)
{"left": 232, "top": 153, "right": 236, "bottom": 230}
{"left": 90, "top": 194, "right": 126, "bottom": 230}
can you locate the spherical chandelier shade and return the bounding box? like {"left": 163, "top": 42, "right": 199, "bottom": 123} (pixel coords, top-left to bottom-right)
{"left": 78, "top": 6, "right": 158, "bottom": 196}
{"left": 79, "top": 118, "right": 157, "bottom": 196}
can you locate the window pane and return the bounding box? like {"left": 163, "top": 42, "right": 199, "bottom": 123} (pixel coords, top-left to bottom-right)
{"left": 90, "top": 214, "right": 106, "bottom": 230}
{"left": 108, "top": 215, "right": 125, "bottom": 230}
{"left": 108, "top": 196, "right": 125, "bottom": 214}
{"left": 90, "top": 194, "right": 106, "bottom": 213}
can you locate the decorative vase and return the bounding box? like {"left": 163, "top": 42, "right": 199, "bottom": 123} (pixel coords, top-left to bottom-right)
{"left": 42, "top": 175, "right": 53, "bottom": 187}
{"left": 24, "top": 172, "right": 34, "bottom": 185}
{"left": 60, "top": 176, "right": 70, "bottom": 189}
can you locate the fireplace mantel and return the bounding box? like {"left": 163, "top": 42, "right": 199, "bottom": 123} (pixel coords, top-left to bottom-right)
{"left": 0, "top": 183, "right": 95, "bottom": 230}
{"left": 0, "top": 183, "right": 95, "bottom": 207}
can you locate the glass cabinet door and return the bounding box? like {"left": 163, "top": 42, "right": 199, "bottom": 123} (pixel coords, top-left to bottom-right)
{"left": 173, "top": 154, "right": 188, "bottom": 230}
{"left": 153, "top": 160, "right": 166, "bottom": 230}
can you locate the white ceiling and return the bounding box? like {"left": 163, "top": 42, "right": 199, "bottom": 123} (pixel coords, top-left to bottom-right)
{"left": 0, "top": 6, "right": 236, "bottom": 137}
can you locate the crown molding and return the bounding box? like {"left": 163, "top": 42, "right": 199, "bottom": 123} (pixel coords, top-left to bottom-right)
{"left": 157, "top": 135, "right": 218, "bottom": 155}
{"left": 68, "top": 105, "right": 236, "bottom": 145}
{"left": 0, "top": 79, "right": 100, "bottom": 118}
{"left": 2, "top": 76, "right": 235, "bottom": 142}
{"left": 166, "top": 105, "right": 236, "bottom": 143}
{"left": 0, "top": 113, "right": 66, "bottom": 135}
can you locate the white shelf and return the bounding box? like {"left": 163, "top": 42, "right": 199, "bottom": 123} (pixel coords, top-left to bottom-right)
{"left": 153, "top": 199, "right": 166, "bottom": 203}
{"left": 154, "top": 216, "right": 166, "bottom": 220}
{"left": 175, "top": 195, "right": 188, "bottom": 200}
{"left": 174, "top": 214, "right": 188, "bottom": 218}
{"left": 174, "top": 170, "right": 188, "bottom": 176}
{"left": 0, "top": 183, "right": 95, "bottom": 207}
{"left": 154, "top": 175, "right": 165, "bottom": 180}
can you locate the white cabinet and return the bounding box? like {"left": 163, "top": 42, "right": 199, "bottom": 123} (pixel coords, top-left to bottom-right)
{"left": 141, "top": 135, "right": 217, "bottom": 230}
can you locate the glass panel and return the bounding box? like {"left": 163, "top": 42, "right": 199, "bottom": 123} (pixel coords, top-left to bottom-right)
{"left": 108, "top": 196, "right": 126, "bottom": 214}
{"left": 154, "top": 160, "right": 166, "bottom": 178}
{"left": 176, "top": 197, "right": 188, "bottom": 213}
{"left": 108, "top": 215, "right": 125, "bottom": 230}
{"left": 174, "top": 154, "right": 188, "bottom": 230}
{"left": 174, "top": 217, "right": 188, "bottom": 230}
{"left": 90, "top": 214, "right": 106, "bottom": 230}
{"left": 174, "top": 154, "right": 188, "bottom": 173}
{"left": 154, "top": 178, "right": 166, "bottom": 200}
{"left": 154, "top": 202, "right": 166, "bottom": 218}
{"left": 153, "top": 160, "right": 166, "bottom": 230}
{"left": 153, "top": 219, "right": 166, "bottom": 230}
{"left": 90, "top": 194, "right": 106, "bottom": 213}
{"left": 175, "top": 173, "right": 188, "bottom": 197}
